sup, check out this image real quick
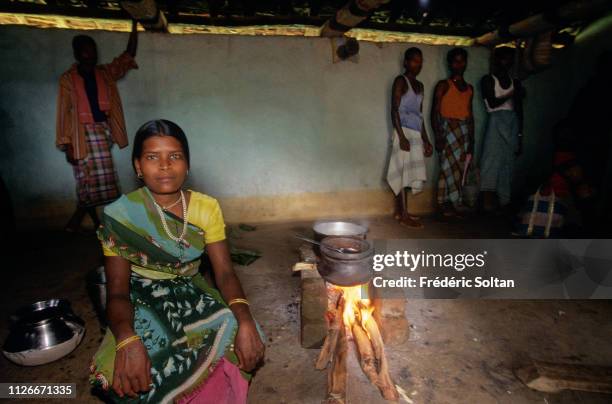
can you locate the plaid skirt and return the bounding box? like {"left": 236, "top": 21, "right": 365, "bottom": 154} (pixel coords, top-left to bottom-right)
{"left": 437, "top": 118, "right": 470, "bottom": 206}
{"left": 73, "top": 122, "right": 120, "bottom": 207}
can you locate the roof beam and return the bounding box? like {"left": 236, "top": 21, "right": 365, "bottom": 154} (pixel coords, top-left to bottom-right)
{"left": 320, "top": 0, "right": 390, "bottom": 37}
{"left": 475, "top": 0, "right": 612, "bottom": 46}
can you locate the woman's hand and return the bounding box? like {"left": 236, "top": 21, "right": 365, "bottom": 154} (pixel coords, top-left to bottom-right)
{"left": 65, "top": 145, "right": 76, "bottom": 165}
{"left": 112, "top": 339, "right": 152, "bottom": 399}
{"left": 423, "top": 140, "right": 433, "bottom": 157}
{"left": 234, "top": 321, "right": 265, "bottom": 372}
{"left": 515, "top": 137, "right": 523, "bottom": 157}
{"left": 399, "top": 136, "right": 411, "bottom": 152}
{"left": 435, "top": 137, "right": 445, "bottom": 153}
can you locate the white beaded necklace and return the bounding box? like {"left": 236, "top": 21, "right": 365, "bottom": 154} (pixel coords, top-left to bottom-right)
{"left": 151, "top": 190, "right": 188, "bottom": 244}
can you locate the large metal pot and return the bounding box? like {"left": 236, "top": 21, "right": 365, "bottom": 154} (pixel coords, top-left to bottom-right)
{"left": 313, "top": 221, "right": 368, "bottom": 242}
{"left": 317, "top": 237, "right": 374, "bottom": 286}
{"left": 3, "top": 299, "right": 85, "bottom": 366}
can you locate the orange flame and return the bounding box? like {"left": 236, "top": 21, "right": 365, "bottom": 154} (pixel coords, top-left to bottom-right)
{"left": 335, "top": 285, "right": 374, "bottom": 335}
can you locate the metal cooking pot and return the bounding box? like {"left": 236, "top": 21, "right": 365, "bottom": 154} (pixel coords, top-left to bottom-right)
{"left": 3, "top": 299, "right": 85, "bottom": 366}
{"left": 317, "top": 237, "right": 374, "bottom": 287}
{"left": 87, "top": 266, "right": 107, "bottom": 327}
{"left": 313, "top": 221, "right": 368, "bottom": 242}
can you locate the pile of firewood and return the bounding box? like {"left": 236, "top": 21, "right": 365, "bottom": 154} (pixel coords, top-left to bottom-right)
{"left": 315, "top": 284, "right": 399, "bottom": 402}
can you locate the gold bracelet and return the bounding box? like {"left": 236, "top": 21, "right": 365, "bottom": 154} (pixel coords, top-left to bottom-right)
{"left": 228, "top": 298, "right": 250, "bottom": 307}
{"left": 115, "top": 335, "right": 141, "bottom": 351}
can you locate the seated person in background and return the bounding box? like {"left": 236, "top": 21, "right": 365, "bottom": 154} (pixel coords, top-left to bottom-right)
{"left": 545, "top": 121, "right": 596, "bottom": 234}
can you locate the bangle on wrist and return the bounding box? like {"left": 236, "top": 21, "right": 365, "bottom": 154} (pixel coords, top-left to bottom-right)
{"left": 115, "top": 335, "right": 141, "bottom": 351}
{"left": 228, "top": 298, "right": 250, "bottom": 307}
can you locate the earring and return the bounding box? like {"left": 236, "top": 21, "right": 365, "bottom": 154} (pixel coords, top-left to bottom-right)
{"left": 186, "top": 170, "right": 189, "bottom": 176}
{"left": 137, "top": 173, "right": 143, "bottom": 179}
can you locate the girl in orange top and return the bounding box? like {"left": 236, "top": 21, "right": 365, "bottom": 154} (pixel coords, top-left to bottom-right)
{"left": 431, "top": 48, "right": 475, "bottom": 218}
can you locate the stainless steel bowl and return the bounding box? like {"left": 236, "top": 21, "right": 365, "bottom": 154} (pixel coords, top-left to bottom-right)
{"left": 313, "top": 221, "right": 368, "bottom": 242}
{"left": 317, "top": 237, "right": 374, "bottom": 286}
{"left": 3, "top": 299, "right": 85, "bottom": 366}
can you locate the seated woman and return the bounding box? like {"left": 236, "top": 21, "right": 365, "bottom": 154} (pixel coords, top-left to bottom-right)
{"left": 89, "top": 119, "right": 265, "bottom": 403}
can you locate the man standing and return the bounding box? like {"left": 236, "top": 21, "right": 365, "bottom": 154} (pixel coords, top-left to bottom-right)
{"left": 56, "top": 20, "right": 138, "bottom": 232}
{"left": 431, "top": 48, "right": 474, "bottom": 219}
{"left": 479, "top": 46, "right": 524, "bottom": 214}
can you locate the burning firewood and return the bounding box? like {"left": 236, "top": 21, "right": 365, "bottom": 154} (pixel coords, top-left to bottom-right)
{"left": 326, "top": 324, "right": 348, "bottom": 402}
{"left": 317, "top": 283, "right": 399, "bottom": 402}
{"left": 316, "top": 288, "right": 343, "bottom": 370}
{"left": 364, "top": 314, "right": 400, "bottom": 401}
{"left": 351, "top": 320, "right": 378, "bottom": 383}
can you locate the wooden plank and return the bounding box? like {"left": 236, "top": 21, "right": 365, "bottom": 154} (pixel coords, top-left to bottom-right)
{"left": 293, "top": 262, "right": 316, "bottom": 272}
{"left": 300, "top": 273, "right": 327, "bottom": 349}
{"left": 515, "top": 360, "right": 612, "bottom": 393}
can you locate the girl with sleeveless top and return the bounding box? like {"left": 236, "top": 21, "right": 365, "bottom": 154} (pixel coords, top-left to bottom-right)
{"left": 480, "top": 46, "right": 524, "bottom": 213}
{"left": 431, "top": 47, "right": 475, "bottom": 218}
{"left": 387, "top": 47, "right": 433, "bottom": 228}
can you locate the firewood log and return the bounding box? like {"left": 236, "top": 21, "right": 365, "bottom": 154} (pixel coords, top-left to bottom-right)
{"left": 351, "top": 321, "right": 379, "bottom": 384}
{"left": 364, "top": 317, "right": 399, "bottom": 401}
{"left": 316, "top": 295, "right": 343, "bottom": 370}
{"left": 327, "top": 324, "right": 348, "bottom": 400}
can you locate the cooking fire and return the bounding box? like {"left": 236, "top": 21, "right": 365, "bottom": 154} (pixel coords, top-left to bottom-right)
{"left": 315, "top": 282, "right": 399, "bottom": 403}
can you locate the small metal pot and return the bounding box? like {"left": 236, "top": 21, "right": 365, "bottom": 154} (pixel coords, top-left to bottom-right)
{"left": 317, "top": 237, "right": 374, "bottom": 286}
{"left": 313, "top": 221, "right": 368, "bottom": 242}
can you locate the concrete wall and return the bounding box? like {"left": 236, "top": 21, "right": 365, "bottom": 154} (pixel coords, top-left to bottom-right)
{"left": 1, "top": 17, "right": 609, "bottom": 228}
{"left": 0, "top": 25, "right": 490, "bottom": 227}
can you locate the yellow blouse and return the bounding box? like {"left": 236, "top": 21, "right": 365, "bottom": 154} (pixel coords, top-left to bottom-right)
{"left": 102, "top": 190, "right": 226, "bottom": 257}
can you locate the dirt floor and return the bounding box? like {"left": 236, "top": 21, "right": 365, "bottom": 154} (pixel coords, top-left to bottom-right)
{"left": 1, "top": 214, "right": 612, "bottom": 404}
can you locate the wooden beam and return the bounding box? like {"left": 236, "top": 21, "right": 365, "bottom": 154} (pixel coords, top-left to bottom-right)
{"left": 320, "top": 0, "right": 391, "bottom": 37}
{"left": 475, "top": 0, "right": 612, "bottom": 46}
{"left": 0, "top": 2, "right": 482, "bottom": 36}
{"left": 120, "top": 0, "right": 168, "bottom": 32}
{"left": 0, "top": 2, "right": 125, "bottom": 20}
{"left": 515, "top": 360, "right": 612, "bottom": 394}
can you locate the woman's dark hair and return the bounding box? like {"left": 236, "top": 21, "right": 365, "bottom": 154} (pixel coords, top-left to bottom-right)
{"left": 447, "top": 47, "right": 468, "bottom": 65}
{"left": 404, "top": 47, "right": 422, "bottom": 61}
{"left": 132, "top": 119, "right": 190, "bottom": 172}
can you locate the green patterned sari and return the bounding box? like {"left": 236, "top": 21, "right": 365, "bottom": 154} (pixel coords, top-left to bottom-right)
{"left": 90, "top": 188, "right": 249, "bottom": 403}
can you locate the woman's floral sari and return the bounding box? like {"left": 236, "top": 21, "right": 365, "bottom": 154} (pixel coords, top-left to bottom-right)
{"left": 90, "top": 187, "right": 250, "bottom": 403}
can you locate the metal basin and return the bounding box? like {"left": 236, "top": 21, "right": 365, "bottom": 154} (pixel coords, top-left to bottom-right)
{"left": 3, "top": 299, "right": 85, "bottom": 366}
{"left": 317, "top": 237, "right": 374, "bottom": 287}
{"left": 313, "top": 221, "right": 368, "bottom": 242}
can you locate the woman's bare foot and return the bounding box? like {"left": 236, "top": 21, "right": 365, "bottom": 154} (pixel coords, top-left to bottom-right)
{"left": 399, "top": 215, "right": 424, "bottom": 228}
{"left": 440, "top": 204, "right": 455, "bottom": 217}
{"left": 395, "top": 211, "right": 421, "bottom": 221}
